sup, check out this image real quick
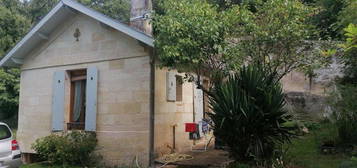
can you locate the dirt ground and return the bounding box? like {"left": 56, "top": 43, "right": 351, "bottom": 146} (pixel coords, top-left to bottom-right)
{"left": 155, "top": 149, "right": 233, "bottom": 168}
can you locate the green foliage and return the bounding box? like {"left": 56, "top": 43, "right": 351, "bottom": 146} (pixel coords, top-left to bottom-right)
{"left": 0, "top": 68, "right": 20, "bottom": 119}
{"left": 329, "top": 85, "right": 357, "bottom": 145}
{"left": 26, "top": 0, "right": 130, "bottom": 24}
{"left": 310, "top": 0, "right": 346, "bottom": 39}
{"left": 154, "top": 0, "right": 317, "bottom": 81}
{"left": 25, "top": 0, "right": 59, "bottom": 24}
{"left": 76, "top": 0, "right": 130, "bottom": 22}
{"left": 306, "top": 0, "right": 357, "bottom": 40}
{"left": 207, "top": 0, "right": 243, "bottom": 10}
{"left": 339, "top": 24, "right": 357, "bottom": 84}
{"left": 233, "top": 0, "right": 315, "bottom": 78}
{"left": 208, "top": 64, "right": 292, "bottom": 164}
{"left": 327, "top": 24, "right": 357, "bottom": 146}
{"left": 153, "top": 0, "right": 245, "bottom": 81}
{"left": 32, "top": 131, "right": 98, "bottom": 167}
{"left": 337, "top": 1, "right": 357, "bottom": 39}
{"left": 0, "top": 5, "right": 30, "bottom": 56}
{"left": 0, "top": 1, "right": 28, "bottom": 120}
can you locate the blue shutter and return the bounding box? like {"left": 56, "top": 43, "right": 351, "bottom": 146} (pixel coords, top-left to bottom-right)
{"left": 166, "top": 72, "right": 176, "bottom": 101}
{"left": 52, "top": 71, "right": 65, "bottom": 131}
{"left": 194, "top": 83, "right": 204, "bottom": 123}
{"left": 85, "top": 67, "right": 98, "bottom": 131}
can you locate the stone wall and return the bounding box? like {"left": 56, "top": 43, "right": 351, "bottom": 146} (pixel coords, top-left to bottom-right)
{"left": 18, "top": 13, "right": 151, "bottom": 166}
{"left": 281, "top": 58, "right": 343, "bottom": 120}
{"left": 154, "top": 68, "right": 195, "bottom": 156}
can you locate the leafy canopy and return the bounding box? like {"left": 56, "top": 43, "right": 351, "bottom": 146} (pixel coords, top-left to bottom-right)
{"left": 0, "top": 1, "right": 29, "bottom": 119}
{"left": 0, "top": 5, "right": 30, "bottom": 56}
{"left": 154, "top": 0, "right": 317, "bottom": 80}
{"left": 233, "top": 0, "right": 315, "bottom": 78}
{"left": 154, "top": 0, "right": 246, "bottom": 81}
{"left": 25, "top": 0, "right": 130, "bottom": 24}
{"left": 339, "top": 24, "right": 357, "bottom": 85}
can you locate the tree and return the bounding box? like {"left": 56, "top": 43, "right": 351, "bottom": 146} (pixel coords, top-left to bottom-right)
{"left": 339, "top": 24, "right": 357, "bottom": 84}
{"left": 0, "top": 69, "right": 20, "bottom": 119}
{"left": 207, "top": 0, "right": 243, "bottom": 10}
{"left": 328, "top": 24, "right": 357, "bottom": 145}
{"left": 0, "top": 2, "right": 29, "bottom": 119}
{"left": 154, "top": 0, "right": 316, "bottom": 82}
{"left": 0, "top": 5, "right": 30, "bottom": 56}
{"left": 26, "top": 0, "right": 130, "bottom": 24}
{"left": 153, "top": 0, "right": 246, "bottom": 84}
{"left": 25, "top": 0, "right": 59, "bottom": 24}
{"left": 310, "top": 0, "right": 346, "bottom": 40}
{"left": 77, "top": 0, "right": 130, "bottom": 22}
{"left": 337, "top": 0, "right": 357, "bottom": 38}
{"left": 233, "top": 0, "right": 315, "bottom": 79}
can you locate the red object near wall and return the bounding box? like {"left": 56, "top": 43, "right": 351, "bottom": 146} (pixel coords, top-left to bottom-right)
{"left": 185, "top": 123, "right": 197, "bottom": 132}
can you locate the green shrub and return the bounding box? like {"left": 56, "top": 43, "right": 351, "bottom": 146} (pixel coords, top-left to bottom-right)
{"left": 208, "top": 65, "right": 292, "bottom": 164}
{"left": 329, "top": 85, "right": 357, "bottom": 145}
{"left": 32, "top": 131, "right": 97, "bottom": 166}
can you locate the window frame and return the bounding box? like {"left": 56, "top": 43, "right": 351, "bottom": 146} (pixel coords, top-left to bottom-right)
{"left": 67, "top": 69, "right": 87, "bottom": 130}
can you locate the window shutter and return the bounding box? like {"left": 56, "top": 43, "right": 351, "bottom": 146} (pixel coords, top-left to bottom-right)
{"left": 85, "top": 67, "right": 98, "bottom": 131}
{"left": 52, "top": 71, "right": 65, "bottom": 131}
{"left": 194, "top": 83, "right": 204, "bottom": 123}
{"left": 166, "top": 71, "right": 176, "bottom": 101}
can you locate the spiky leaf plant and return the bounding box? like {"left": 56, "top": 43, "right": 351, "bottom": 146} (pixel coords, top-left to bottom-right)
{"left": 208, "top": 65, "right": 292, "bottom": 164}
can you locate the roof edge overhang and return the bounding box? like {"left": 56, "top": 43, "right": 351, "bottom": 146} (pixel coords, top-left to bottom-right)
{"left": 0, "top": 0, "right": 154, "bottom": 68}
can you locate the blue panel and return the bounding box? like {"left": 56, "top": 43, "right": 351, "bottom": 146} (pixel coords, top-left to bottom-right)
{"left": 85, "top": 66, "right": 98, "bottom": 131}
{"left": 166, "top": 72, "right": 176, "bottom": 101}
{"left": 52, "top": 71, "right": 65, "bottom": 131}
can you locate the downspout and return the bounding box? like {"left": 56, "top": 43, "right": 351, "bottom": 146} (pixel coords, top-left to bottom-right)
{"left": 130, "top": 1, "right": 153, "bottom": 165}
{"left": 149, "top": 49, "right": 156, "bottom": 167}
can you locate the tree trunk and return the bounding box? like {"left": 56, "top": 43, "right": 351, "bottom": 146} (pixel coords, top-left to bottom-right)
{"left": 130, "top": 0, "right": 152, "bottom": 35}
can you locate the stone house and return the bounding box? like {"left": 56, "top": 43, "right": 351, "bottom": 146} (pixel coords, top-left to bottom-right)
{"left": 0, "top": 0, "right": 208, "bottom": 166}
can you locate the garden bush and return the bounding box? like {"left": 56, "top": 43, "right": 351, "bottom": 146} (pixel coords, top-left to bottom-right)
{"left": 32, "top": 131, "right": 97, "bottom": 167}
{"left": 208, "top": 65, "right": 292, "bottom": 165}
{"left": 330, "top": 85, "right": 357, "bottom": 145}
{"left": 327, "top": 24, "right": 357, "bottom": 146}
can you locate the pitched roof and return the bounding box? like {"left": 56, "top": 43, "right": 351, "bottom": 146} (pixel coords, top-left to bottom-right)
{"left": 0, "top": 0, "right": 154, "bottom": 67}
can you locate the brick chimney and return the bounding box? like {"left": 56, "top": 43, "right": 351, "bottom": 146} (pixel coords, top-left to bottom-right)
{"left": 130, "top": 0, "right": 152, "bottom": 35}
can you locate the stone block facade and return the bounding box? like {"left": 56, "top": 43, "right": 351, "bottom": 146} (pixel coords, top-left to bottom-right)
{"left": 18, "top": 13, "right": 151, "bottom": 166}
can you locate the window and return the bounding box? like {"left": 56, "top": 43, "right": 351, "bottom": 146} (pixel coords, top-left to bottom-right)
{"left": 52, "top": 67, "right": 98, "bottom": 132}
{"left": 176, "top": 75, "right": 183, "bottom": 102}
{"left": 67, "top": 70, "right": 87, "bottom": 130}
{"left": 0, "top": 125, "right": 11, "bottom": 140}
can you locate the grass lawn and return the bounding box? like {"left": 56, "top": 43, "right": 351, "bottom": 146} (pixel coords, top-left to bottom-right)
{"left": 286, "top": 123, "right": 351, "bottom": 168}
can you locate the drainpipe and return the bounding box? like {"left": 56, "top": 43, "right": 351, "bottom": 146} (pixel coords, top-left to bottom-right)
{"left": 149, "top": 49, "right": 156, "bottom": 167}
{"left": 130, "top": 0, "right": 154, "bottom": 166}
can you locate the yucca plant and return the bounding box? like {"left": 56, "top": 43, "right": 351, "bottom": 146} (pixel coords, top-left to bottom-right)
{"left": 208, "top": 65, "right": 292, "bottom": 164}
